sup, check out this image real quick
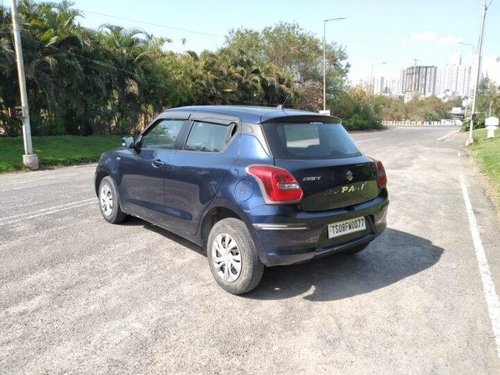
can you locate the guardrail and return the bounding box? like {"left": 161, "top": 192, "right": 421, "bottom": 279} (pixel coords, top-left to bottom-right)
{"left": 382, "top": 120, "right": 461, "bottom": 126}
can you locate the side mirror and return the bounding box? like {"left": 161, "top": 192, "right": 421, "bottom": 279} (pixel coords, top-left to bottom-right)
{"left": 121, "top": 136, "right": 135, "bottom": 148}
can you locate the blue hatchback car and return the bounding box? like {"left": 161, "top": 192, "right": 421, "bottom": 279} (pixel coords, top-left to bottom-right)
{"left": 95, "top": 106, "right": 389, "bottom": 294}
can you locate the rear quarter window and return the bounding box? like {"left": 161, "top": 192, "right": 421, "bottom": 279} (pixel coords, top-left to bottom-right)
{"left": 262, "top": 122, "right": 361, "bottom": 159}
{"left": 185, "top": 121, "right": 229, "bottom": 153}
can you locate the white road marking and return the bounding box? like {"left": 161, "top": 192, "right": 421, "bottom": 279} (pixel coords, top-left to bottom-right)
{"left": 457, "top": 151, "right": 461, "bottom": 157}
{"left": 0, "top": 185, "right": 92, "bottom": 194}
{"left": 437, "top": 130, "right": 458, "bottom": 141}
{"left": 0, "top": 199, "right": 95, "bottom": 225}
{"left": 460, "top": 175, "right": 500, "bottom": 359}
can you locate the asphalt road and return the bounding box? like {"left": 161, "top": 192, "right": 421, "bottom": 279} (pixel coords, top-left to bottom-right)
{"left": 1, "top": 126, "right": 499, "bottom": 374}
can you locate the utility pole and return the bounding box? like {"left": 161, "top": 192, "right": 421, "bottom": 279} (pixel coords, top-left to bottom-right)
{"left": 10, "top": 0, "right": 38, "bottom": 169}
{"left": 467, "top": 0, "right": 490, "bottom": 146}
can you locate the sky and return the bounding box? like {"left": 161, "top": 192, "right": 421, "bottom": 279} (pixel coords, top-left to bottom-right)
{"left": 27, "top": 0, "right": 500, "bottom": 84}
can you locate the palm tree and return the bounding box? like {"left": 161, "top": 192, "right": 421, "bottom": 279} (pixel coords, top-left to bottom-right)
{"left": 0, "top": 5, "right": 20, "bottom": 136}
{"left": 98, "top": 25, "right": 161, "bottom": 133}
{"left": 16, "top": 0, "right": 86, "bottom": 134}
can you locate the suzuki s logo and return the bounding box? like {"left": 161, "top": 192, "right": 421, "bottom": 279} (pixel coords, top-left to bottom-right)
{"left": 346, "top": 170, "right": 354, "bottom": 181}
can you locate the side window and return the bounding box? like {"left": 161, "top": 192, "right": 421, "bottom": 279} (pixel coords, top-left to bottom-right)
{"left": 185, "top": 121, "right": 229, "bottom": 153}
{"left": 141, "top": 119, "right": 185, "bottom": 149}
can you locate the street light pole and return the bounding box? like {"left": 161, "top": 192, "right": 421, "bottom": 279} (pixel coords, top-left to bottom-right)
{"left": 467, "top": 0, "right": 490, "bottom": 146}
{"left": 323, "top": 17, "right": 345, "bottom": 111}
{"left": 10, "top": 0, "right": 38, "bottom": 169}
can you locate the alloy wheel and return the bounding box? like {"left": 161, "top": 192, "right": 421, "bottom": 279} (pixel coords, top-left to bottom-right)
{"left": 100, "top": 184, "right": 113, "bottom": 217}
{"left": 211, "top": 233, "right": 242, "bottom": 283}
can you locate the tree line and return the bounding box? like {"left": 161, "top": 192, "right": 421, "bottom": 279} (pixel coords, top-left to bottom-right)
{"left": 2, "top": 1, "right": 498, "bottom": 138}
{"left": 331, "top": 77, "right": 500, "bottom": 131}
{"left": 0, "top": 0, "right": 348, "bottom": 136}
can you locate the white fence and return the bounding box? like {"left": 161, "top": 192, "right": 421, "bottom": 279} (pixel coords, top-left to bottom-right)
{"left": 382, "top": 119, "right": 461, "bottom": 126}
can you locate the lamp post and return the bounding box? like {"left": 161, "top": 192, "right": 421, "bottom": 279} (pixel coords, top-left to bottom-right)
{"left": 323, "top": 17, "right": 345, "bottom": 111}
{"left": 10, "top": 0, "right": 38, "bottom": 169}
{"left": 370, "top": 62, "right": 386, "bottom": 94}
{"left": 467, "top": 0, "right": 490, "bottom": 146}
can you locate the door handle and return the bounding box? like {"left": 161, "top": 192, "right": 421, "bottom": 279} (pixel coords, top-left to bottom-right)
{"left": 152, "top": 159, "right": 166, "bottom": 167}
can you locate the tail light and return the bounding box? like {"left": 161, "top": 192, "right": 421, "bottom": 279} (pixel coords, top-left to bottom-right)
{"left": 373, "top": 160, "right": 387, "bottom": 189}
{"left": 246, "top": 165, "right": 303, "bottom": 204}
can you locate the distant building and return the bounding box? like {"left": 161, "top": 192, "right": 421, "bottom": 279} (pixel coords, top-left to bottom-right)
{"left": 436, "top": 58, "right": 472, "bottom": 97}
{"left": 361, "top": 59, "right": 477, "bottom": 99}
{"left": 368, "top": 76, "right": 402, "bottom": 95}
{"left": 402, "top": 65, "right": 437, "bottom": 96}
{"left": 384, "top": 77, "right": 402, "bottom": 95}
{"left": 373, "top": 76, "right": 384, "bottom": 95}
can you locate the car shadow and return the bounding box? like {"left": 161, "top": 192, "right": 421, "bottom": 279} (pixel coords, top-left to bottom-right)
{"left": 122, "top": 217, "right": 206, "bottom": 257}
{"left": 248, "top": 228, "right": 443, "bottom": 301}
{"left": 124, "top": 218, "right": 443, "bottom": 302}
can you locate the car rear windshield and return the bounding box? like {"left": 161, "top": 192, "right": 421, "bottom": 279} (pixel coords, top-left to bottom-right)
{"left": 262, "top": 122, "right": 361, "bottom": 159}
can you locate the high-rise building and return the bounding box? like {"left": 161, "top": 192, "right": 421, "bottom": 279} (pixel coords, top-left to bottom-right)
{"left": 385, "top": 77, "right": 402, "bottom": 95}
{"left": 363, "top": 60, "right": 474, "bottom": 98}
{"left": 373, "top": 76, "right": 384, "bottom": 95}
{"left": 436, "top": 58, "right": 472, "bottom": 97}
{"left": 371, "top": 76, "right": 403, "bottom": 95}
{"left": 457, "top": 64, "right": 473, "bottom": 97}
{"left": 401, "top": 65, "right": 437, "bottom": 96}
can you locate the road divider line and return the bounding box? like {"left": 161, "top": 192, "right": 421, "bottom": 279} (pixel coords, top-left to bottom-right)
{"left": 0, "top": 199, "right": 95, "bottom": 225}
{"left": 437, "top": 130, "right": 458, "bottom": 141}
{"left": 0, "top": 185, "right": 92, "bottom": 194}
{"left": 460, "top": 175, "right": 500, "bottom": 359}
{"left": 0, "top": 198, "right": 95, "bottom": 221}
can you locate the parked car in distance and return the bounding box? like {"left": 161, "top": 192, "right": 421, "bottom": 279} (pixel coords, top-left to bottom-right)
{"left": 95, "top": 106, "right": 389, "bottom": 294}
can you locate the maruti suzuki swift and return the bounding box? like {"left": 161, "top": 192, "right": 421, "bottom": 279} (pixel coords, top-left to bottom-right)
{"left": 95, "top": 106, "right": 389, "bottom": 294}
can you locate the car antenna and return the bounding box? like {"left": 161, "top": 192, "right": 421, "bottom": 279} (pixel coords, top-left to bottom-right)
{"left": 277, "top": 96, "right": 288, "bottom": 111}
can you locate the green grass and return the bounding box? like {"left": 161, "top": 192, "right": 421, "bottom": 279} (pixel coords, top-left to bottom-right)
{"left": 0, "top": 135, "right": 123, "bottom": 173}
{"left": 470, "top": 128, "right": 500, "bottom": 208}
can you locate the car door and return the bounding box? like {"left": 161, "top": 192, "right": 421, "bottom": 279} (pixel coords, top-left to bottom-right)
{"left": 163, "top": 115, "right": 240, "bottom": 236}
{"left": 118, "top": 117, "right": 188, "bottom": 225}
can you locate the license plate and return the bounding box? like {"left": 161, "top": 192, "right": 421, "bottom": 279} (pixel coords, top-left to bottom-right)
{"left": 328, "top": 217, "right": 366, "bottom": 239}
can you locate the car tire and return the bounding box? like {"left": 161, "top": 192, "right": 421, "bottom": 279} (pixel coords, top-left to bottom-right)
{"left": 343, "top": 242, "right": 370, "bottom": 255}
{"left": 207, "top": 218, "right": 264, "bottom": 295}
{"left": 98, "top": 176, "right": 127, "bottom": 224}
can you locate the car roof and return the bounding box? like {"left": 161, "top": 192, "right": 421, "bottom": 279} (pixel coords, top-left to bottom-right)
{"left": 164, "top": 105, "right": 340, "bottom": 124}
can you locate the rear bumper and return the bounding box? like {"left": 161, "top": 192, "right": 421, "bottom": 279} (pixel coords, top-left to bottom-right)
{"left": 249, "top": 194, "right": 389, "bottom": 266}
